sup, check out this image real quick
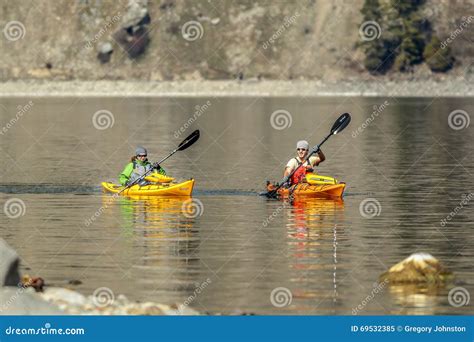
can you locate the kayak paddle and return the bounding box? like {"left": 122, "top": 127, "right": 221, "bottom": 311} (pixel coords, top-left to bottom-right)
{"left": 263, "top": 113, "right": 351, "bottom": 198}
{"left": 119, "top": 129, "right": 200, "bottom": 194}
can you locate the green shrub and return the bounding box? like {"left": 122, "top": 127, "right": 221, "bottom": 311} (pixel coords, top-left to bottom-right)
{"left": 423, "top": 36, "right": 454, "bottom": 72}
{"left": 391, "top": 0, "right": 425, "bottom": 15}
{"left": 394, "top": 53, "right": 409, "bottom": 71}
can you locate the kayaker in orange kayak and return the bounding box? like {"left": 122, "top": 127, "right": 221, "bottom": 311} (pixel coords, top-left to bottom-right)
{"left": 284, "top": 140, "right": 325, "bottom": 185}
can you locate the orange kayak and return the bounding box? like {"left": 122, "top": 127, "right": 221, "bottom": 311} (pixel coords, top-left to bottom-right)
{"left": 266, "top": 182, "right": 346, "bottom": 199}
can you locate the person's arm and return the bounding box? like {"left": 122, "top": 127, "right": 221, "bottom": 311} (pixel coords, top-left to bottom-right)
{"left": 283, "top": 159, "right": 295, "bottom": 177}
{"left": 119, "top": 163, "right": 134, "bottom": 186}
{"left": 153, "top": 163, "right": 166, "bottom": 175}
{"left": 313, "top": 150, "right": 326, "bottom": 166}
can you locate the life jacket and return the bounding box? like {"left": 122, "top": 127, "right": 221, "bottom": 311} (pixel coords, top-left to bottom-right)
{"left": 290, "top": 158, "right": 310, "bottom": 185}
{"left": 129, "top": 160, "right": 153, "bottom": 183}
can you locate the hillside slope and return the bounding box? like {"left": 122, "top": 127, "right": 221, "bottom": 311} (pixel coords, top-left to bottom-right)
{"left": 0, "top": 0, "right": 472, "bottom": 81}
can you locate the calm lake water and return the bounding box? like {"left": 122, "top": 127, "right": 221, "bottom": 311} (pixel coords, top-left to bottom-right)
{"left": 1, "top": 96, "right": 473, "bottom": 315}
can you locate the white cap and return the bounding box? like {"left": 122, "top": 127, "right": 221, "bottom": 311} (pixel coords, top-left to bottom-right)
{"left": 296, "top": 140, "right": 309, "bottom": 150}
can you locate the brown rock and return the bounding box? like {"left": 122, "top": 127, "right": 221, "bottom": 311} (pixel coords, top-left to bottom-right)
{"left": 380, "top": 253, "right": 453, "bottom": 285}
{"left": 113, "top": 0, "right": 151, "bottom": 58}
{"left": 21, "top": 275, "right": 45, "bottom": 292}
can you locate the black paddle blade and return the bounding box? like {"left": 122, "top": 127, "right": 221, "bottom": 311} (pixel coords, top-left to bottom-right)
{"left": 178, "top": 130, "right": 200, "bottom": 151}
{"left": 331, "top": 113, "right": 351, "bottom": 135}
{"left": 260, "top": 190, "right": 278, "bottom": 198}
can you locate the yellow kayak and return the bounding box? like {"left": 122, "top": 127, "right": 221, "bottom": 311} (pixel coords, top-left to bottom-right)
{"left": 101, "top": 179, "right": 195, "bottom": 196}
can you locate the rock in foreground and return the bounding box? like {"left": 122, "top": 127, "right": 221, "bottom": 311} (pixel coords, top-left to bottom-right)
{"left": 0, "top": 238, "right": 21, "bottom": 286}
{"left": 0, "top": 239, "right": 200, "bottom": 315}
{"left": 380, "top": 253, "right": 453, "bottom": 285}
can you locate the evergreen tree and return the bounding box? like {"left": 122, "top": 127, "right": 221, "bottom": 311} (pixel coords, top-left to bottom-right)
{"left": 423, "top": 36, "right": 454, "bottom": 72}
{"left": 360, "top": 0, "right": 394, "bottom": 74}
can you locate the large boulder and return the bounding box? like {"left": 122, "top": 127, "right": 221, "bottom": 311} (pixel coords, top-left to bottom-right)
{"left": 121, "top": 0, "right": 150, "bottom": 29}
{"left": 113, "top": 0, "right": 151, "bottom": 58}
{"left": 0, "top": 239, "right": 20, "bottom": 286}
{"left": 380, "top": 253, "right": 453, "bottom": 284}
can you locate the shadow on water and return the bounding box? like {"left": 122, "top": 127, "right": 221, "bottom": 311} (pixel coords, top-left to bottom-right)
{"left": 0, "top": 184, "right": 259, "bottom": 197}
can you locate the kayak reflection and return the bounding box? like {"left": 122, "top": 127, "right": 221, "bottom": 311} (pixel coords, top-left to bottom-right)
{"left": 285, "top": 198, "right": 346, "bottom": 312}
{"left": 101, "top": 194, "right": 198, "bottom": 240}
{"left": 99, "top": 194, "right": 205, "bottom": 304}
{"left": 287, "top": 198, "right": 344, "bottom": 240}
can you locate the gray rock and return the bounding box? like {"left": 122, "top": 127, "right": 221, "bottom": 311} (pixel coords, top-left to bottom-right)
{"left": 97, "top": 42, "right": 113, "bottom": 63}
{"left": 0, "top": 239, "right": 20, "bottom": 286}
{"left": 98, "top": 42, "right": 113, "bottom": 54}
{"left": 121, "top": 0, "right": 149, "bottom": 30}
{"left": 0, "top": 287, "right": 63, "bottom": 315}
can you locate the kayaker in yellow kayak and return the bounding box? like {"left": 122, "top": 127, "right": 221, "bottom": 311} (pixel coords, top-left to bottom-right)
{"left": 119, "top": 147, "right": 166, "bottom": 186}
{"left": 284, "top": 140, "right": 325, "bottom": 185}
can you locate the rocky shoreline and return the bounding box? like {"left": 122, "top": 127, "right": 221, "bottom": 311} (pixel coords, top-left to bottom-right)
{"left": 0, "top": 78, "right": 472, "bottom": 97}
{"left": 0, "top": 239, "right": 199, "bottom": 316}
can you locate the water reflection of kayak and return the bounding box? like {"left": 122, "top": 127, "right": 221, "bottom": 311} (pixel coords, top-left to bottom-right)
{"left": 100, "top": 194, "right": 195, "bottom": 238}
